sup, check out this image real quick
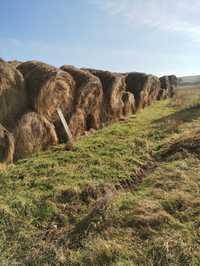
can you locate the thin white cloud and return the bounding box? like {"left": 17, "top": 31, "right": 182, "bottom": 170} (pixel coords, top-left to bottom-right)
{"left": 91, "top": 0, "right": 200, "bottom": 43}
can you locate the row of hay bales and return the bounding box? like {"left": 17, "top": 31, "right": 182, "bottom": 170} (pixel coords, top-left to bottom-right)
{"left": 0, "top": 58, "right": 177, "bottom": 162}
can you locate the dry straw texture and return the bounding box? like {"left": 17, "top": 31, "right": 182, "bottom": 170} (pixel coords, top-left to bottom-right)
{"left": 17, "top": 61, "right": 75, "bottom": 126}
{"left": 0, "top": 60, "right": 27, "bottom": 129}
{"left": 86, "top": 69, "right": 125, "bottom": 123}
{"left": 61, "top": 65, "right": 103, "bottom": 136}
{"left": 14, "top": 112, "right": 58, "bottom": 160}
{"left": 125, "top": 73, "right": 161, "bottom": 110}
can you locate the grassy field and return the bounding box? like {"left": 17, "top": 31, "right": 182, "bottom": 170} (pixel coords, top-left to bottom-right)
{"left": 0, "top": 87, "right": 200, "bottom": 265}
{"left": 177, "top": 84, "right": 200, "bottom": 94}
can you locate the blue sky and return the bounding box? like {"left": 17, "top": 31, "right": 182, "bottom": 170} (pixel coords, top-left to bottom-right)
{"left": 1, "top": 0, "right": 200, "bottom": 76}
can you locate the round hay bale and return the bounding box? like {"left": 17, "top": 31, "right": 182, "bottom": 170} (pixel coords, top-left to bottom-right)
{"left": 14, "top": 112, "right": 58, "bottom": 160}
{"left": 125, "top": 73, "right": 161, "bottom": 109}
{"left": 122, "top": 92, "right": 136, "bottom": 116}
{"left": 17, "top": 61, "right": 75, "bottom": 127}
{"left": 159, "top": 76, "right": 171, "bottom": 99}
{"left": 147, "top": 75, "right": 161, "bottom": 104}
{"left": 0, "top": 60, "right": 27, "bottom": 129}
{"left": 61, "top": 65, "right": 103, "bottom": 136}
{"left": 0, "top": 124, "right": 14, "bottom": 163}
{"left": 85, "top": 69, "right": 125, "bottom": 123}
{"left": 159, "top": 75, "right": 177, "bottom": 99}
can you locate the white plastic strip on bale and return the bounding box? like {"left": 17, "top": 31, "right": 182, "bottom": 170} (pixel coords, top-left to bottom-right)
{"left": 56, "top": 108, "right": 73, "bottom": 142}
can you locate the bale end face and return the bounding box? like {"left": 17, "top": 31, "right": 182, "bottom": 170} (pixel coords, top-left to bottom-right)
{"left": 0, "top": 60, "right": 27, "bottom": 129}
{"left": 159, "top": 75, "right": 177, "bottom": 99}
{"left": 61, "top": 66, "right": 103, "bottom": 136}
{"left": 14, "top": 112, "right": 58, "bottom": 160}
{"left": 36, "top": 71, "right": 75, "bottom": 123}
{"left": 86, "top": 69, "right": 126, "bottom": 122}
{"left": 17, "top": 61, "right": 75, "bottom": 132}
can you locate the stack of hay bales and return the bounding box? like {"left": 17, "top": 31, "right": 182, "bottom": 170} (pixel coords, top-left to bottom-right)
{"left": 0, "top": 57, "right": 177, "bottom": 162}
{"left": 0, "top": 59, "right": 27, "bottom": 130}
{"left": 158, "top": 75, "right": 177, "bottom": 99}
{"left": 125, "top": 73, "right": 161, "bottom": 110}
{"left": 14, "top": 112, "right": 58, "bottom": 160}
{"left": 17, "top": 61, "right": 75, "bottom": 142}
{"left": 61, "top": 65, "right": 103, "bottom": 136}
{"left": 85, "top": 69, "right": 126, "bottom": 123}
{"left": 0, "top": 124, "right": 14, "bottom": 163}
{"left": 1, "top": 59, "right": 76, "bottom": 161}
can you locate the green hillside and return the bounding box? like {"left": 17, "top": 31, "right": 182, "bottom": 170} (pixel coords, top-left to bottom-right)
{"left": 178, "top": 75, "right": 200, "bottom": 86}
{"left": 0, "top": 88, "right": 200, "bottom": 265}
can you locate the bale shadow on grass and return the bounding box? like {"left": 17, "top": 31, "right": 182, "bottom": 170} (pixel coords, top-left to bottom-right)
{"left": 153, "top": 104, "right": 200, "bottom": 128}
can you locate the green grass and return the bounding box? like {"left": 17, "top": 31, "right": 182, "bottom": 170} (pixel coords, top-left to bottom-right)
{"left": 0, "top": 87, "right": 200, "bottom": 265}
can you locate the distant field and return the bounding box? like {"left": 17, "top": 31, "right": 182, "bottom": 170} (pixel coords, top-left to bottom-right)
{"left": 177, "top": 84, "right": 200, "bottom": 90}
{"left": 175, "top": 85, "right": 200, "bottom": 107}
{"left": 0, "top": 88, "right": 200, "bottom": 265}
{"left": 178, "top": 75, "right": 200, "bottom": 86}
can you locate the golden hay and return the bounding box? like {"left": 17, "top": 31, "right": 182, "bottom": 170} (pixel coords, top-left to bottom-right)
{"left": 14, "top": 112, "right": 58, "bottom": 160}
{"left": 85, "top": 69, "right": 125, "bottom": 123}
{"left": 0, "top": 60, "right": 27, "bottom": 129}
{"left": 61, "top": 65, "right": 103, "bottom": 136}
{"left": 122, "top": 92, "right": 136, "bottom": 116}
{"left": 68, "top": 108, "right": 86, "bottom": 136}
{"left": 17, "top": 61, "right": 75, "bottom": 127}
{"left": 0, "top": 124, "right": 15, "bottom": 163}
{"left": 125, "top": 73, "right": 161, "bottom": 110}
